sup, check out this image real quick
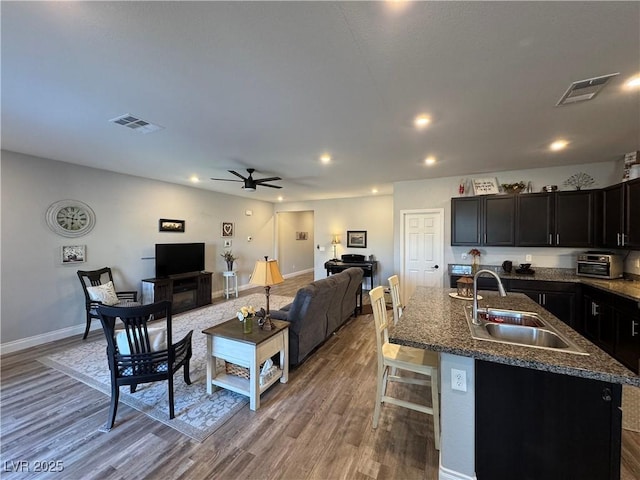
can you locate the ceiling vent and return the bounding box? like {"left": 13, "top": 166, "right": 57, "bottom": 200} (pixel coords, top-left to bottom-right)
{"left": 108, "top": 114, "right": 164, "bottom": 134}
{"left": 556, "top": 73, "right": 619, "bottom": 106}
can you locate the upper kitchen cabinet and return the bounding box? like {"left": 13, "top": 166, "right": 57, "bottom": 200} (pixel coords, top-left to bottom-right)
{"left": 603, "top": 178, "right": 640, "bottom": 249}
{"left": 516, "top": 193, "right": 554, "bottom": 246}
{"left": 554, "top": 190, "right": 598, "bottom": 247}
{"left": 451, "top": 196, "right": 515, "bottom": 246}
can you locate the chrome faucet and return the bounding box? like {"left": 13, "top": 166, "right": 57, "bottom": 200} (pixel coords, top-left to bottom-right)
{"left": 472, "top": 269, "right": 507, "bottom": 325}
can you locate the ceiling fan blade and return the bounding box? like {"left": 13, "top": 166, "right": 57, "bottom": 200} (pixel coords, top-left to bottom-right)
{"left": 261, "top": 183, "right": 283, "bottom": 189}
{"left": 228, "top": 170, "right": 247, "bottom": 180}
{"left": 210, "top": 177, "right": 243, "bottom": 182}
{"left": 254, "top": 176, "right": 282, "bottom": 184}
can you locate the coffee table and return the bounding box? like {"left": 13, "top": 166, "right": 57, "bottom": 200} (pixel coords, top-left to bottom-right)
{"left": 202, "top": 317, "right": 289, "bottom": 410}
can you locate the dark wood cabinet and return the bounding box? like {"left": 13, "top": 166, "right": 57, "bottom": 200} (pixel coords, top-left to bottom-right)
{"left": 602, "top": 178, "right": 640, "bottom": 249}
{"left": 451, "top": 196, "right": 514, "bottom": 246}
{"left": 516, "top": 193, "right": 553, "bottom": 246}
{"left": 510, "top": 280, "right": 577, "bottom": 328}
{"left": 476, "top": 360, "right": 622, "bottom": 480}
{"left": 142, "top": 271, "right": 212, "bottom": 316}
{"left": 582, "top": 285, "right": 640, "bottom": 373}
{"left": 555, "top": 190, "right": 597, "bottom": 247}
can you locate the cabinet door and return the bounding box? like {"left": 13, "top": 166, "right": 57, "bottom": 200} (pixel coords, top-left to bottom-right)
{"left": 516, "top": 193, "right": 553, "bottom": 246}
{"left": 603, "top": 184, "right": 624, "bottom": 248}
{"left": 624, "top": 179, "right": 640, "bottom": 248}
{"left": 543, "top": 291, "right": 576, "bottom": 327}
{"left": 476, "top": 360, "right": 622, "bottom": 480}
{"left": 555, "top": 191, "right": 594, "bottom": 247}
{"left": 483, "top": 196, "right": 515, "bottom": 246}
{"left": 197, "top": 272, "right": 213, "bottom": 307}
{"left": 615, "top": 310, "right": 640, "bottom": 374}
{"left": 451, "top": 197, "right": 481, "bottom": 245}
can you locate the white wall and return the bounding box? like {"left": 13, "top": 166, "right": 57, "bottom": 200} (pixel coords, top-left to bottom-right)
{"left": 276, "top": 210, "right": 314, "bottom": 275}
{"left": 1, "top": 150, "right": 277, "bottom": 350}
{"left": 393, "top": 160, "right": 636, "bottom": 283}
{"left": 275, "top": 195, "right": 394, "bottom": 287}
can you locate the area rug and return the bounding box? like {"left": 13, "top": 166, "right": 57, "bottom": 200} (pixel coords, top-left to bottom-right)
{"left": 39, "top": 293, "right": 292, "bottom": 442}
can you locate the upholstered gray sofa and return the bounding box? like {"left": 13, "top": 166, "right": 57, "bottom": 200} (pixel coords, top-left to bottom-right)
{"left": 270, "top": 267, "right": 364, "bottom": 366}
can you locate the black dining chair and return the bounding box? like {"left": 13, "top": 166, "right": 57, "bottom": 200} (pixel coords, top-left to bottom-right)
{"left": 97, "top": 300, "right": 193, "bottom": 430}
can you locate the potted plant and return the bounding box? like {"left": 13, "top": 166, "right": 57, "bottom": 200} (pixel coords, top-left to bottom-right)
{"left": 221, "top": 250, "right": 237, "bottom": 271}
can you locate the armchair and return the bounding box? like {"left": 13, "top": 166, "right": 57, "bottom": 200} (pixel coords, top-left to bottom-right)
{"left": 77, "top": 267, "right": 140, "bottom": 339}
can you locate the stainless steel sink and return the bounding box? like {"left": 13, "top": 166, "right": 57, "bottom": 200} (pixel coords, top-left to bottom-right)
{"left": 464, "top": 305, "right": 588, "bottom": 355}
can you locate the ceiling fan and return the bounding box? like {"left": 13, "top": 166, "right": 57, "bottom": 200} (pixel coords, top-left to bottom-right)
{"left": 210, "top": 168, "right": 282, "bottom": 191}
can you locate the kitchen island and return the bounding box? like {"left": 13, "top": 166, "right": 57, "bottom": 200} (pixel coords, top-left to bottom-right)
{"left": 390, "top": 287, "right": 640, "bottom": 480}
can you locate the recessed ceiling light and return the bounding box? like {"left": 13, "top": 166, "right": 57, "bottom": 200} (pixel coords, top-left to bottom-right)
{"left": 625, "top": 75, "right": 640, "bottom": 89}
{"left": 550, "top": 140, "right": 569, "bottom": 151}
{"left": 424, "top": 156, "right": 436, "bottom": 166}
{"left": 414, "top": 114, "right": 431, "bottom": 129}
{"left": 320, "top": 154, "right": 332, "bottom": 164}
{"left": 277, "top": 196, "right": 284, "bottom": 202}
{"left": 372, "top": 188, "right": 378, "bottom": 194}
{"left": 190, "top": 175, "right": 200, "bottom": 183}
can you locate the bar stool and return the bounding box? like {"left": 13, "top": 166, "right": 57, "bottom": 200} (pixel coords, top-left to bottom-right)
{"left": 222, "top": 271, "right": 238, "bottom": 299}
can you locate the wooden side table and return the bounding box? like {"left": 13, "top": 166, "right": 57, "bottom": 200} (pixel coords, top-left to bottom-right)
{"left": 202, "top": 318, "right": 289, "bottom": 410}
{"left": 222, "top": 270, "right": 238, "bottom": 299}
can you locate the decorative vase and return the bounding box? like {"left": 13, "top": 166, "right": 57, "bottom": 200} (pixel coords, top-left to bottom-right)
{"left": 243, "top": 316, "right": 253, "bottom": 334}
{"left": 227, "top": 260, "right": 234, "bottom": 271}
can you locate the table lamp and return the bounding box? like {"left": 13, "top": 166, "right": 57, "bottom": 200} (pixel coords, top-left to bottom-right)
{"left": 250, "top": 256, "right": 285, "bottom": 330}
{"left": 331, "top": 235, "right": 340, "bottom": 261}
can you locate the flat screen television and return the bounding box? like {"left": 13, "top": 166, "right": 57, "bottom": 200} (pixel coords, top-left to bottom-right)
{"left": 155, "top": 243, "right": 205, "bottom": 278}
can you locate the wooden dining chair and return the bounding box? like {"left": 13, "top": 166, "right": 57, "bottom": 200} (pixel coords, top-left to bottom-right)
{"left": 369, "top": 286, "right": 440, "bottom": 450}
{"left": 97, "top": 301, "right": 193, "bottom": 430}
{"left": 388, "top": 275, "right": 404, "bottom": 325}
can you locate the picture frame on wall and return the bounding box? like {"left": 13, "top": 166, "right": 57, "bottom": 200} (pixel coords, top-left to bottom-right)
{"left": 347, "top": 230, "right": 367, "bottom": 248}
{"left": 221, "top": 222, "right": 234, "bottom": 237}
{"left": 296, "top": 231, "right": 308, "bottom": 240}
{"left": 61, "top": 245, "right": 86, "bottom": 264}
{"left": 159, "top": 219, "right": 185, "bottom": 232}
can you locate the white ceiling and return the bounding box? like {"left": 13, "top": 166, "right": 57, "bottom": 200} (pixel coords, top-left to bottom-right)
{"left": 2, "top": 1, "right": 639, "bottom": 202}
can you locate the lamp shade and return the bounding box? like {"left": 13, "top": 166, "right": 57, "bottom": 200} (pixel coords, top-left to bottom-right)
{"left": 331, "top": 235, "right": 340, "bottom": 245}
{"left": 250, "top": 258, "right": 284, "bottom": 287}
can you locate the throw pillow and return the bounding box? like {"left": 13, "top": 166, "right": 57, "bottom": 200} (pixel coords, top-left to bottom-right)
{"left": 86, "top": 281, "right": 119, "bottom": 306}
{"left": 115, "top": 326, "right": 167, "bottom": 355}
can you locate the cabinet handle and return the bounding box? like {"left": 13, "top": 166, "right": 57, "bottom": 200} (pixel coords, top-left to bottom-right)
{"left": 633, "top": 321, "right": 638, "bottom": 337}
{"left": 622, "top": 233, "right": 627, "bottom": 246}
{"left": 549, "top": 234, "right": 552, "bottom": 245}
{"left": 593, "top": 302, "right": 599, "bottom": 316}
{"left": 484, "top": 233, "right": 487, "bottom": 244}
{"left": 617, "top": 233, "right": 621, "bottom": 246}
{"left": 543, "top": 293, "right": 546, "bottom": 305}
{"left": 556, "top": 234, "right": 560, "bottom": 244}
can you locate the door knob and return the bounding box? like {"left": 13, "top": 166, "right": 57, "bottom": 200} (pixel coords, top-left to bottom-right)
{"left": 434, "top": 265, "right": 439, "bottom": 269}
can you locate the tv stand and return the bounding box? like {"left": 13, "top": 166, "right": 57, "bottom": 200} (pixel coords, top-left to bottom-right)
{"left": 142, "top": 271, "right": 212, "bottom": 316}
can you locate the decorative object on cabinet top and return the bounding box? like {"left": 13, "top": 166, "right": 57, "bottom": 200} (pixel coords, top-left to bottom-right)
{"left": 501, "top": 182, "right": 526, "bottom": 194}
{"left": 563, "top": 172, "right": 595, "bottom": 190}
{"left": 472, "top": 177, "right": 499, "bottom": 195}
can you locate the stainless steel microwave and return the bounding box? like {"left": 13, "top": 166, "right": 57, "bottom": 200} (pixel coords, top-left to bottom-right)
{"left": 576, "top": 252, "right": 623, "bottom": 279}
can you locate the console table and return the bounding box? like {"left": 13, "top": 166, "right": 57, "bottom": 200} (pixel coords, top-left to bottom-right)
{"left": 324, "top": 260, "right": 378, "bottom": 290}
{"left": 142, "top": 271, "right": 212, "bottom": 316}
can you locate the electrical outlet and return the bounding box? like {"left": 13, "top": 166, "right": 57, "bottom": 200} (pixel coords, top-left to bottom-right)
{"left": 525, "top": 254, "right": 532, "bottom": 262}
{"left": 451, "top": 368, "right": 467, "bottom": 392}
{"left": 461, "top": 253, "right": 468, "bottom": 260}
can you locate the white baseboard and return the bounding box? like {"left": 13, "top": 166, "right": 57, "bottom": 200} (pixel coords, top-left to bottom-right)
{"left": 1, "top": 323, "right": 90, "bottom": 356}
{"left": 439, "top": 460, "right": 477, "bottom": 480}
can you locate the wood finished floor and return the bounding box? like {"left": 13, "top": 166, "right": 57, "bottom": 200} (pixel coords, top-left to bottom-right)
{"left": 1, "top": 272, "right": 639, "bottom": 480}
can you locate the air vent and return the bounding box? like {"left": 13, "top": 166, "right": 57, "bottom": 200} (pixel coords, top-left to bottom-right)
{"left": 108, "top": 114, "right": 164, "bottom": 134}
{"left": 556, "top": 73, "right": 619, "bottom": 106}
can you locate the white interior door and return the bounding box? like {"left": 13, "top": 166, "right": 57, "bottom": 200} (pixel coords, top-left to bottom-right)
{"left": 401, "top": 209, "right": 444, "bottom": 301}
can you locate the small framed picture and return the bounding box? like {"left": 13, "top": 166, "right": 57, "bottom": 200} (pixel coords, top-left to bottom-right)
{"left": 296, "top": 231, "right": 308, "bottom": 240}
{"left": 347, "top": 230, "right": 367, "bottom": 248}
{"left": 61, "top": 245, "right": 86, "bottom": 264}
{"left": 159, "top": 219, "right": 185, "bottom": 232}
{"left": 221, "top": 222, "right": 234, "bottom": 237}
{"left": 472, "top": 177, "right": 499, "bottom": 195}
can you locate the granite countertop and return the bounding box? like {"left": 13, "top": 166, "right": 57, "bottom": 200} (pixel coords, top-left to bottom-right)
{"left": 449, "top": 264, "right": 640, "bottom": 302}
{"left": 390, "top": 286, "right": 640, "bottom": 387}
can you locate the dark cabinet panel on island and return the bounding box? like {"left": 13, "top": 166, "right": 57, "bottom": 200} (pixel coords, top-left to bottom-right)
{"left": 510, "top": 279, "right": 577, "bottom": 328}
{"left": 476, "top": 360, "right": 622, "bottom": 480}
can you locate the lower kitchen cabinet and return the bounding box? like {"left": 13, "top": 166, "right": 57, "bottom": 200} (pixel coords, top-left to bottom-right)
{"left": 510, "top": 280, "right": 577, "bottom": 328}
{"left": 582, "top": 285, "right": 640, "bottom": 373}
{"left": 476, "top": 360, "right": 622, "bottom": 480}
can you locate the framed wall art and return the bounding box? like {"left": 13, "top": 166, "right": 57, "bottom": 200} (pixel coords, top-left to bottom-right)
{"left": 159, "top": 219, "right": 185, "bottom": 232}
{"left": 221, "top": 222, "right": 234, "bottom": 237}
{"left": 296, "top": 231, "right": 308, "bottom": 240}
{"left": 347, "top": 230, "right": 367, "bottom": 248}
{"left": 472, "top": 177, "right": 499, "bottom": 195}
{"left": 61, "top": 245, "right": 86, "bottom": 264}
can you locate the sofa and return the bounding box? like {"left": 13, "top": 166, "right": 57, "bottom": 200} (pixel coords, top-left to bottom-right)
{"left": 270, "top": 267, "right": 364, "bottom": 366}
